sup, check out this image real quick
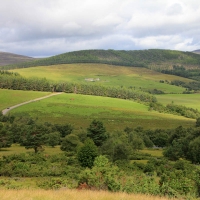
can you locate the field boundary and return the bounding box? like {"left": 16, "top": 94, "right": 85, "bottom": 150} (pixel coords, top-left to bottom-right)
{"left": 2, "top": 92, "right": 63, "bottom": 115}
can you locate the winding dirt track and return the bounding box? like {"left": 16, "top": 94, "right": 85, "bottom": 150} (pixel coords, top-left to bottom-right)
{"left": 2, "top": 92, "right": 63, "bottom": 115}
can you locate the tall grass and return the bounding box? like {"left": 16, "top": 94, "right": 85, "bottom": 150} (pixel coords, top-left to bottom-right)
{"left": 0, "top": 189, "right": 177, "bottom": 200}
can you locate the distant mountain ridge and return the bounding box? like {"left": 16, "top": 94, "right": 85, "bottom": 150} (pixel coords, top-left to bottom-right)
{"left": 1, "top": 49, "right": 200, "bottom": 70}
{"left": 0, "top": 51, "right": 36, "bottom": 66}
{"left": 193, "top": 49, "right": 200, "bottom": 54}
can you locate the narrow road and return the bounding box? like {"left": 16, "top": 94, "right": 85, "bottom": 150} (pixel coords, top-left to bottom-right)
{"left": 2, "top": 92, "right": 63, "bottom": 115}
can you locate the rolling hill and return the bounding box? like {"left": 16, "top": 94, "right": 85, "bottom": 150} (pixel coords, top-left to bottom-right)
{"left": 2, "top": 49, "right": 200, "bottom": 70}
{"left": 5, "top": 92, "right": 195, "bottom": 130}
{"left": 0, "top": 51, "right": 36, "bottom": 66}
{"left": 10, "top": 63, "right": 190, "bottom": 94}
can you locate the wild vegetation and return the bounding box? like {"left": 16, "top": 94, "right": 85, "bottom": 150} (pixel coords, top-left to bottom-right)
{"left": 0, "top": 116, "right": 200, "bottom": 199}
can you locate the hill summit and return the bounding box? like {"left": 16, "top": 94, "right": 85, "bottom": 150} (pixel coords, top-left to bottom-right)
{"left": 1, "top": 49, "right": 200, "bottom": 70}
{"left": 0, "top": 51, "right": 35, "bottom": 66}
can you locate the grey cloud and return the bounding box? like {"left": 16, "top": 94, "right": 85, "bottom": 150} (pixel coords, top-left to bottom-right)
{"left": 166, "top": 3, "right": 183, "bottom": 15}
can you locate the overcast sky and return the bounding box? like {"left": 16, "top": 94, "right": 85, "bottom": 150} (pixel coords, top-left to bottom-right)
{"left": 0, "top": 0, "right": 200, "bottom": 57}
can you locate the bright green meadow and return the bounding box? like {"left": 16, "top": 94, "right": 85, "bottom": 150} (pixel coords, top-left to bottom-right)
{"left": 0, "top": 89, "right": 50, "bottom": 111}
{"left": 9, "top": 93, "right": 195, "bottom": 131}
{"left": 11, "top": 63, "right": 190, "bottom": 94}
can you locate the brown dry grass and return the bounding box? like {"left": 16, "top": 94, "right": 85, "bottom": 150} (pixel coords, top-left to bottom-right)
{"left": 0, "top": 189, "right": 177, "bottom": 200}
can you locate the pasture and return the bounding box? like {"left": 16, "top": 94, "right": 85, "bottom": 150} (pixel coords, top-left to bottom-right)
{"left": 156, "top": 93, "right": 200, "bottom": 110}
{"left": 10, "top": 63, "right": 188, "bottom": 93}
{"left": 0, "top": 89, "right": 50, "bottom": 111}
{"left": 9, "top": 93, "right": 195, "bottom": 131}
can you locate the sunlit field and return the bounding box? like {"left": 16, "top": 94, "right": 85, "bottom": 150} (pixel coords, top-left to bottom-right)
{"left": 9, "top": 93, "right": 195, "bottom": 131}
{"left": 0, "top": 89, "right": 50, "bottom": 111}
{"left": 11, "top": 63, "right": 189, "bottom": 93}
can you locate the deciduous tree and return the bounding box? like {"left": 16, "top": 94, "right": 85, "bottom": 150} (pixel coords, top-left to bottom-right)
{"left": 77, "top": 139, "right": 98, "bottom": 168}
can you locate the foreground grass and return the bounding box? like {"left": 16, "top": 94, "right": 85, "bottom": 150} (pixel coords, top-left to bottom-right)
{"left": 156, "top": 93, "right": 200, "bottom": 110}
{"left": 11, "top": 63, "right": 188, "bottom": 93}
{"left": 0, "top": 189, "right": 176, "bottom": 200}
{"left": 9, "top": 93, "right": 195, "bottom": 130}
{"left": 0, "top": 89, "right": 50, "bottom": 111}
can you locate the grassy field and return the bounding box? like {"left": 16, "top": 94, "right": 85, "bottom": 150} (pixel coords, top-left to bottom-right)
{"left": 9, "top": 93, "right": 195, "bottom": 131}
{"left": 140, "top": 149, "right": 163, "bottom": 157}
{"left": 0, "top": 89, "right": 51, "bottom": 111}
{"left": 10, "top": 63, "right": 189, "bottom": 93}
{"left": 156, "top": 93, "right": 200, "bottom": 110}
{"left": 0, "top": 189, "right": 175, "bottom": 200}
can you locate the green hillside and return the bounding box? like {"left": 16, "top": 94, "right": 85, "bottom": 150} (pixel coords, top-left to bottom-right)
{"left": 11, "top": 63, "right": 189, "bottom": 94}
{"left": 2, "top": 49, "right": 200, "bottom": 70}
{"left": 155, "top": 93, "right": 200, "bottom": 110}
{"left": 0, "top": 89, "right": 50, "bottom": 111}
{"left": 9, "top": 93, "right": 195, "bottom": 130}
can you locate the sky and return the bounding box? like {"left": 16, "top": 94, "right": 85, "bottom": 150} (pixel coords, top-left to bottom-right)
{"left": 0, "top": 0, "right": 200, "bottom": 57}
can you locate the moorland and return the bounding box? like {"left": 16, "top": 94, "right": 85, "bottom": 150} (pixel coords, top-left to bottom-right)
{"left": 0, "top": 49, "right": 200, "bottom": 199}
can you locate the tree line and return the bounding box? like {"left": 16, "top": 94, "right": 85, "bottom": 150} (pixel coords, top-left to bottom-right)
{"left": 1, "top": 115, "right": 200, "bottom": 164}
{"left": 160, "top": 65, "right": 200, "bottom": 91}
{"left": 2, "top": 49, "right": 200, "bottom": 70}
